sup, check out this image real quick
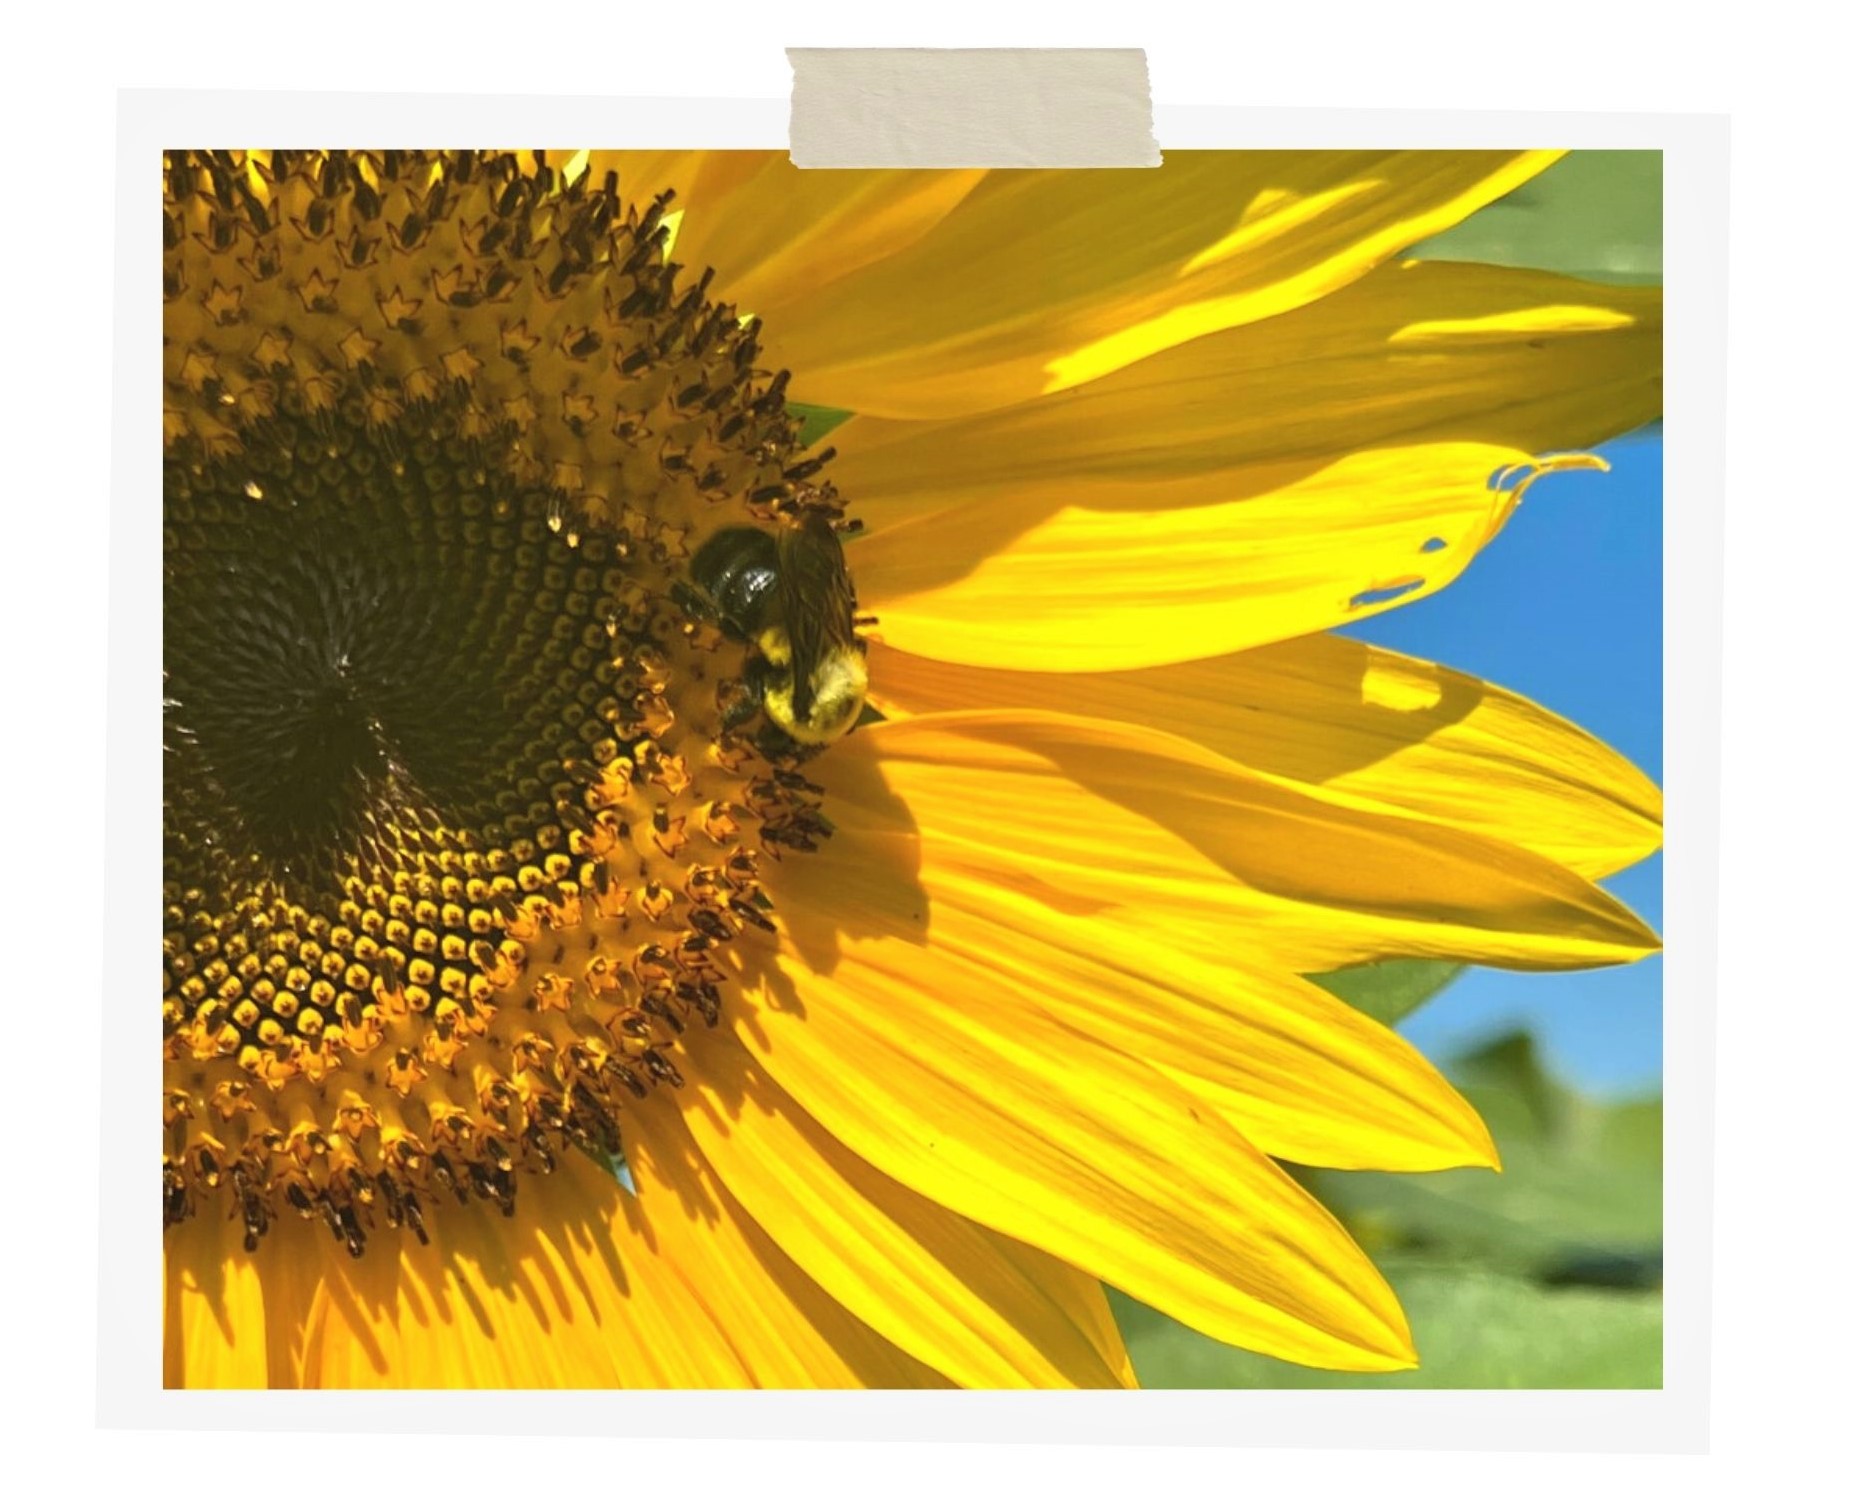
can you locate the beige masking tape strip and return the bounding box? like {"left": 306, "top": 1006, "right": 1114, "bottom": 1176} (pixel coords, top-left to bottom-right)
{"left": 788, "top": 48, "right": 1160, "bottom": 168}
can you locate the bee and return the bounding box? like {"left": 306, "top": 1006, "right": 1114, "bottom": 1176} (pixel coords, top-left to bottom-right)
{"left": 677, "top": 515, "right": 868, "bottom": 757}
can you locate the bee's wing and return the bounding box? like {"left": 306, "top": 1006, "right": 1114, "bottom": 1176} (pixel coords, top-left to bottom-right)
{"left": 775, "top": 517, "right": 857, "bottom": 719}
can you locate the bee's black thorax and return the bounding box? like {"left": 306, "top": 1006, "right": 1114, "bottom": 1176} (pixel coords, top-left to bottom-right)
{"left": 680, "top": 517, "right": 867, "bottom": 757}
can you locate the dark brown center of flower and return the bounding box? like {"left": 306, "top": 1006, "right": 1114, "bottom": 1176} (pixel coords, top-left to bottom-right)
{"left": 166, "top": 400, "right": 609, "bottom": 892}
{"left": 162, "top": 149, "right": 857, "bottom": 1257}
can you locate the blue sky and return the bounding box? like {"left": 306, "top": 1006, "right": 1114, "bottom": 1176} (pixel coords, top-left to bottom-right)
{"left": 1338, "top": 425, "right": 1663, "bottom": 1097}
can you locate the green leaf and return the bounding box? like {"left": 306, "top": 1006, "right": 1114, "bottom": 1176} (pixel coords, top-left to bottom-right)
{"left": 1308, "top": 959, "right": 1464, "bottom": 1028}
{"left": 1409, "top": 150, "right": 1662, "bottom": 285}
{"left": 1112, "top": 1267, "right": 1661, "bottom": 1389}
{"left": 1306, "top": 1108, "right": 1661, "bottom": 1281}
{"left": 788, "top": 402, "right": 853, "bottom": 447}
{"left": 1115, "top": 1029, "right": 1663, "bottom": 1386}
{"left": 1305, "top": 1031, "right": 1662, "bottom": 1278}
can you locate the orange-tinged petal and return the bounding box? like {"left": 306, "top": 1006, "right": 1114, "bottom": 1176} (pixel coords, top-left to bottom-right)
{"left": 829, "top": 260, "right": 1659, "bottom": 501}
{"left": 730, "top": 920, "right": 1416, "bottom": 1371}
{"left": 768, "top": 151, "right": 1560, "bottom": 418}
{"left": 817, "top": 712, "right": 1659, "bottom": 974}
{"left": 681, "top": 1033, "right": 1135, "bottom": 1387}
{"left": 850, "top": 442, "right": 1590, "bottom": 672}
{"left": 866, "top": 635, "right": 1663, "bottom": 881}
{"left": 673, "top": 152, "right": 984, "bottom": 314}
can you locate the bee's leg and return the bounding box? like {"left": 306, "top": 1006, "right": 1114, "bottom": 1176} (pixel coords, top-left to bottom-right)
{"left": 754, "top": 720, "right": 820, "bottom": 763}
{"left": 719, "top": 672, "right": 761, "bottom": 733}
{"left": 671, "top": 578, "right": 728, "bottom": 631}
{"left": 737, "top": 658, "right": 813, "bottom": 762}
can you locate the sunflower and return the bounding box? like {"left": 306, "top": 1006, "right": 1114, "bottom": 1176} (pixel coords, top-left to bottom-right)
{"left": 162, "top": 148, "right": 1663, "bottom": 1388}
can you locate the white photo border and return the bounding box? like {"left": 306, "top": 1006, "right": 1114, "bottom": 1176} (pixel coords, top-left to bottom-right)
{"left": 107, "top": 91, "right": 1723, "bottom": 1452}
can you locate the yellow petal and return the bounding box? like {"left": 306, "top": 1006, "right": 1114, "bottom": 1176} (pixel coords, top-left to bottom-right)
{"left": 625, "top": 1098, "right": 953, "bottom": 1388}
{"left": 770, "top": 800, "right": 1491, "bottom": 1173}
{"left": 673, "top": 153, "right": 984, "bottom": 313}
{"left": 867, "top": 634, "right": 1662, "bottom": 881}
{"left": 295, "top": 1153, "right": 753, "bottom": 1387}
{"left": 851, "top": 442, "right": 1592, "bottom": 671}
{"left": 731, "top": 917, "right": 1417, "bottom": 1371}
{"left": 816, "top": 712, "right": 1659, "bottom": 975}
{"left": 164, "top": 1209, "right": 306, "bottom": 1388}
{"left": 296, "top": 1135, "right": 944, "bottom": 1388}
{"left": 766, "top": 151, "right": 1559, "bottom": 418}
{"left": 681, "top": 1033, "right": 1135, "bottom": 1387}
{"left": 831, "top": 261, "right": 1659, "bottom": 502}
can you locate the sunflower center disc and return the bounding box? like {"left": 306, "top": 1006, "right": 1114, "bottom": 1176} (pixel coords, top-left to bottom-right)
{"left": 166, "top": 403, "right": 604, "bottom": 888}
{"left": 162, "top": 149, "right": 857, "bottom": 1258}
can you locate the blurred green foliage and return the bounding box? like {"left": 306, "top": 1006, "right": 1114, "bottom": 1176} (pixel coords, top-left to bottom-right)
{"left": 1309, "top": 959, "right": 1463, "bottom": 1028}
{"left": 1409, "top": 150, "right": 1663, "bottom": 285}
{"left": 1112, "top": 1029, "right": 1663, "bottom": 1388}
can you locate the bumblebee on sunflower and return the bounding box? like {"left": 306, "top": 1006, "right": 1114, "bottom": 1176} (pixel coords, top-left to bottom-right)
{"left": 163, "top": 148, "right": 1661, "bottom": 1388}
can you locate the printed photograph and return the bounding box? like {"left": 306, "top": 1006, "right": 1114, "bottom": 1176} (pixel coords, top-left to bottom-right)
{"left": 161, "top": 149, "right": 1663, "bottom": 1388}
